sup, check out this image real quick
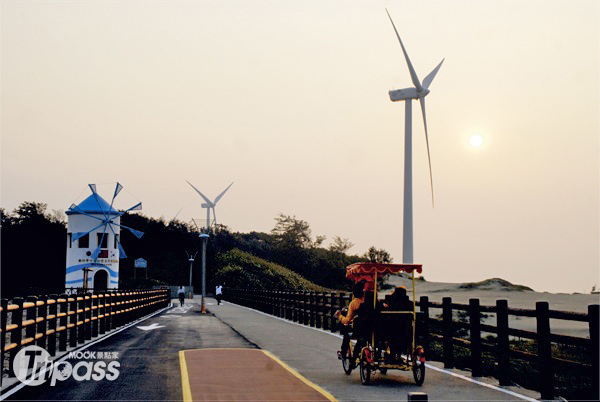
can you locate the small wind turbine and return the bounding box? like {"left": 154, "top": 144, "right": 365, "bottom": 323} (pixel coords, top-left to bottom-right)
{"left": 186, "top": 181, "right": 234, "bottom": 232}
{"left": 386, "top": 9, "right": 444, "bottom": 264}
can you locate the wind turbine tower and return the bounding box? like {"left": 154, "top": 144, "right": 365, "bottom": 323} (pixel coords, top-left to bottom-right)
{"left": 386, "top": 9, "right": 444, "bottom": 264}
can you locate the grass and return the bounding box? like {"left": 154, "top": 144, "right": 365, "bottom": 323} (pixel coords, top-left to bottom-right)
{"left": 215, "top": 249, "right": 328, "bottom": 292}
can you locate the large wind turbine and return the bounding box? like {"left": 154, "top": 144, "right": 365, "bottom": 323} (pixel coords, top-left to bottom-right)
{"left": 386, "top": 9, "right": 444, "bottom": 264}
{"left": 186, "top": 181, "right": 234, "bottom": 232}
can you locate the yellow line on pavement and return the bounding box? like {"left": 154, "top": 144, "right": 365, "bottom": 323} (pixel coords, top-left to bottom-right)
{"left": 178, "top": 350, "right": 192, "bottom": 402}
{"left": 261, "top": 350, "right": 337, "bottom": 402}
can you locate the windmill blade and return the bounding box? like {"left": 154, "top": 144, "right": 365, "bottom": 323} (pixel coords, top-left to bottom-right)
{"left": 386, "top": 9, "right": 423, "bottom": 92}
{"left": 212, "top": 207, "right": 218, "bottom": 227}
{"left": 113, "top": 182, "right": 123, "bottom": 198}
{"left": 70, "top": 205, "right": 105, "bottom": 222}
{"left": 91, "top": 223, "right": 110, "bottom": 260}
{"left": 422, "top": 59, "right": 445, "bottom": 90}
{"left": 106, "top": 184, "right": 120, "bottom": 221}
{"left": 186, "top": 181, "right": 213, "bottom": 205}
{"left": 72, "top": 222, "right": 106, "bottom": 241}
{"left": 213, "top": 182, "right": 234, "bottom": 204}
{"left": 107, "top": 223, "right": 127, "bottom": 258}
{"left": 91, "top": 192, "right": 111, "bottom": 220}
{"left": 419, "top": 97, "right": 435, "bottom": 207}
{"left": 125, "top": 202, "right": 142, "bottom": 212}
{"left": 110, "top": 222, "right": 144, "bottom": 239}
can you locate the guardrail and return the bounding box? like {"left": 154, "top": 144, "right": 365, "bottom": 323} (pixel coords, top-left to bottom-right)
{"left": 223, "top": 288, "right": 599, "bottom": 400}
{"left": 0, "top": 288, "right": 170, "bottom": 385}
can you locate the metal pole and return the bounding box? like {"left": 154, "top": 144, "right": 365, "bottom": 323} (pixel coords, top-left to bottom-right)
{"left": 200, "top": 234, "right": 209, "bottom": 313}
{"left": 403, "top": 99, "right": 414, "bottom": 264}
{"left": 188, "top": 258, "right": 193, "bottom": 299}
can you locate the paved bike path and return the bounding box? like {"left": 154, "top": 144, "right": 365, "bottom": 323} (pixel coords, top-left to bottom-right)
{"left": 210, "top": 298, "right": 540, "bottom": 401}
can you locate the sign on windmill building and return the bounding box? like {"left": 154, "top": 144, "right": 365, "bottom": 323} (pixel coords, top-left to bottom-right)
{"left": 65, "top": 183, "right": 143, "bottom": 290}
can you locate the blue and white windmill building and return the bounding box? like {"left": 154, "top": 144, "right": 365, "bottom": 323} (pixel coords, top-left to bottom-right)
{"left": 65, "top": 183, "right": 143, "bottom": 290}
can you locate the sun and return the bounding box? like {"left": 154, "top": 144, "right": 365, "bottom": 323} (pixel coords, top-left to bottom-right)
{"left": 469, "top": 134, "right": 484, "bottom": 148}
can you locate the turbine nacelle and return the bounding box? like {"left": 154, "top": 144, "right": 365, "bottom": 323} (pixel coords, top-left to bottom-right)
{"left": 388, "top": 87, "right": 430, "bottom": 102}
{"left": 201, "top": 203, "right": 213, "bottom": 208}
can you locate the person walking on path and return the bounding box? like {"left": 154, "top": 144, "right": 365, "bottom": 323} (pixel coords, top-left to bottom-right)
{"left": 178, "top": 286, "right": 186, "bottom": 307}
{"left": 215, "top": 285, "right": 223, "bottom": 305}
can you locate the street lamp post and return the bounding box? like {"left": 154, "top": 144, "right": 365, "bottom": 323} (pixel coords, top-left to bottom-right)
{"left": 199, "top": 233, "right": 209, "bottom": 313}
{"left": 186, "top": 251, "right": 197, "bottom": 299}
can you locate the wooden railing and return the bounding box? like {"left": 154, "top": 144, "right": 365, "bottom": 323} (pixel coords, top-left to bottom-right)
{"left": 0, "top": 288, "right": 170, "bottom": 384}
{"left": 223, "top": 288, "right": 599, "bottom": 400}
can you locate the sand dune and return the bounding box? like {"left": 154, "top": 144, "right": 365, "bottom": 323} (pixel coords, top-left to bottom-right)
{"left": 387, "top": 276, "right": 600, "bottom": 338}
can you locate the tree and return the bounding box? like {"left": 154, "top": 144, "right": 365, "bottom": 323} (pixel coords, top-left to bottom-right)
{"left": 362, "top": 246, "right": 393, "bottom": 263}
{"left": 329, "top": 236, "right": 354, "bottom": 254}
{"left": 270, "top": 213, "right": 325, "bottom": 249}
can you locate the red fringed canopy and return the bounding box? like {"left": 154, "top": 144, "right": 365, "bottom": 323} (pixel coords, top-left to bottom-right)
{"left": 346, "top": 262, "right": 423, "bottom": 289}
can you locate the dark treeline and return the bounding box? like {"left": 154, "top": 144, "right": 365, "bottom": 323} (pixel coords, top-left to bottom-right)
{"left": 1, "top": 203, "right": 392, "bottom": 299}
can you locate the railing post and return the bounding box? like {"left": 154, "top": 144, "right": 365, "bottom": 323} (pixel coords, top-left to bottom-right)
{"left": 84, "top": 293, "right": 92, "bottom": 341}
{"left": 469, "top": 298, "right": 482, "bottom": 377}
{"left": 589, "top": 304, "right": 599, "bottom": 401}
{"left": 419, "top": 296, "right": 429, "bottom": 351}
{"left": 496, "top": 299, "right": 510, "bottom": 386}
{"left": 69, "top": 295, "right": 78, "bottom": 347}
{"left": 536, "top": 301, "right": 553, "bottom": 399}
{"left": 321, "top": 293, "right": 328, "bottom": 331}
{"left": 285, "top": 291, "right": 291, "bottom": 320}
{"left": 442, "top": 297, "right": 454, "bottom": 369}
{"left": 9, "top": 297, "right": 24, "bottom": 377}
{"left": 25, "top": 296, "right": 38, "bottom": 346}
{"left": 330, "top": 292, "right": 337, "bottom": 333}
{"left": 1, "top": 298, "right": 8, "bottom": 383}
{"left": 302, "top": 291, "right": 309, "bottom": 325}
{"left": 107, "top": 292, "right": 115, "bottom": 330}
{"left": 36, "top": 295, "right": 48, "bottom": 350}
{"left": 92, "top": 294, "right": 99, "bottom": 337}
{"left": 77, "top": 296, "right": 85, "bottom": 344}
{"left": 318, "top": 292, "right": 324, "bottom": 329}
{"left": 99, "top": 293, "right": 106, "bottom": 335}
{"left": 47, "top": 294, "right": 58, "bottom": 356}
{"left": 309, "top": 291, "right": 316, "bottom": 327}
{"left": 58, "top": 294, "right": 68, "bottom": 352}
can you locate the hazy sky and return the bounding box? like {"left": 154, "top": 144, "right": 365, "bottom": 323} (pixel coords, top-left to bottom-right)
{"left": 1, "top": 1, "right": 598, "bottom": 294}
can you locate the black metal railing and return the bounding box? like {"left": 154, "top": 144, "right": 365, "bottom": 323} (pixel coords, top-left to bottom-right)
{"left": 223, "top": 288, "right": 599, "bottom": 400}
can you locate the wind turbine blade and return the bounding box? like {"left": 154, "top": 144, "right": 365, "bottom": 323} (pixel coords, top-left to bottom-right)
{"left": 186, "top": 181, "right": 213, "bottom": 205}
{"left": 212, "top": 207, "right": 217, "bottom": 227}
{"left": 422, "top": 59, "right": 445, "bottom": 90}
{"left": 213, "top": 182, "right": 234, "bottom": 204}
{"left": 419, "top": 97, "right": 435, "bottom": 207}
{"left": 173, "top": 207, "right": 183, "bottom": 221}
{"left": 386, "top": 9, "right": 423, "bottom": 92}
{"left": 107, "top": 223, "right": 127, "bottom": 258}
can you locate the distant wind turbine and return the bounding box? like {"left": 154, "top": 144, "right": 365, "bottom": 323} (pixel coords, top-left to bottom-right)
{"left": 386, "top": 9, "right": 444, "bottom": 264}
{"left": 186, "top": 181, "right": 234, "bottom": 232}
